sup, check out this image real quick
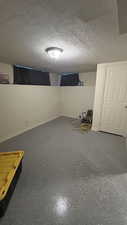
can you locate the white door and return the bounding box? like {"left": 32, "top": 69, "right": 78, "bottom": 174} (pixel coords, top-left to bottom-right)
{"left": 100, "top": 64, "right": 127, "bottom": 136}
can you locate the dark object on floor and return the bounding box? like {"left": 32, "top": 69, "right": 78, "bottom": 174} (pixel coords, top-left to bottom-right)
{"left": 0, "top": 151, "right": 24, "bottom": 217}
{"left": 81, "top": 110, "right": 93, "bottom": 124}
{"left": 72, "top": 119, "right": 92, "bottom": 132}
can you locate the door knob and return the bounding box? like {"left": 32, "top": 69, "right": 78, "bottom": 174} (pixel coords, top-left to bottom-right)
{"left": 125, "top": 106, "right": 127, "bottom": 109}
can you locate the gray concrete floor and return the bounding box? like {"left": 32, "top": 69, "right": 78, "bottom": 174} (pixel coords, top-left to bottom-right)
{"left": 0, "top": 117, "right": 127, "bottom": 225}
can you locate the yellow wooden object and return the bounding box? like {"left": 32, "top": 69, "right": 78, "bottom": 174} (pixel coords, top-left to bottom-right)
{"left": 0, "top": 151, "right": 24, "bottom": 201}
{"left": 80, "top": 123, "right": 92, "bottom": 131}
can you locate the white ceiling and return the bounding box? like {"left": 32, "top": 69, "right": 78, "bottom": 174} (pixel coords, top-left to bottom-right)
{"left": 117, "top": 0, "right": 127, "bottom": 35}
{"left": 0, "top": 0, "right": 127, "bottom": 72}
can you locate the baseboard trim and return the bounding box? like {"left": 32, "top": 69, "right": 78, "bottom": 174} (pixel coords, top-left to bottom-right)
{"left": 0, "top": 116, "right": 60, "bottom": 143}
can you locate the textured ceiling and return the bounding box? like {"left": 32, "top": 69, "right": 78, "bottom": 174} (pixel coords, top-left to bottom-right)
{"left": 117, "top": 0, "right": 127, "bottom": 35}
{"left": 0, "top": 0, "right": 127, "bottom": 72}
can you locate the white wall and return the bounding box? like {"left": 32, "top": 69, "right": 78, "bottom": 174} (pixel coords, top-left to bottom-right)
{"left": 60, "top": 72, "right": 96, "bottom": 118}
{"left": 0, "top": 62, "right": 13, "bottom": 84}
{"left": 0, "top": 85, "right": 95, "bottom": 142}
{"left": 0, "top": 65, "right": 97, "bottom": 142}
{"left": 60, "top": 87, "right": 95, "bottom": 118}
{"left": 0, "top": 85, "right": 60, "bottom": 142}
{"left": 50, "top": 73, "right": 59, "bottom": 86}
{"left": 79, "top": 72, "right": 96, "bottom": 86}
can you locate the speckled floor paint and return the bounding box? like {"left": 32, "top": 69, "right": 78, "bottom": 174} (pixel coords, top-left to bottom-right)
{"left": 0, "top": 117, "right": 127, "bottom": 225}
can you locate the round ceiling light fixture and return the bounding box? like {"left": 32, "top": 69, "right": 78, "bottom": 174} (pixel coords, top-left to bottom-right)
{"left": 45, "top": 47, "right": 63, "bottom": 59}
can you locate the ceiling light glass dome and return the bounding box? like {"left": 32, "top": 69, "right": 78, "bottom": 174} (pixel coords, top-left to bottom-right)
{"left": 45, "top": 47, "right": 63, "bottom": 59}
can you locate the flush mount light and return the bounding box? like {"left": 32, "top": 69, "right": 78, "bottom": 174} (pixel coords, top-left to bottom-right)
{"left": 45, "top": 47, "right": 63, "bottom": 59}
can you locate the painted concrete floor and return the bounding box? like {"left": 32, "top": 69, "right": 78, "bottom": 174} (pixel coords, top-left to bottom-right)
{"left": 0, "top": 117, "right": 127, "bottom": 225}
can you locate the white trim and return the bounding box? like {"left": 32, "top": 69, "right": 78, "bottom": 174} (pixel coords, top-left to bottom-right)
{"left": 0, "top": 116, "right": 59, "bottom": 143}
{"left": 98, "top": 60, "right": 127, "bottom": 67}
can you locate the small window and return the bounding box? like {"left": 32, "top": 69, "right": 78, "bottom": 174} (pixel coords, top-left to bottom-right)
{"left": 60, "top": 73, "right": 79, "bottom": 86}
{"left": 14, "top": 65, "right": 50, "bottom": 86}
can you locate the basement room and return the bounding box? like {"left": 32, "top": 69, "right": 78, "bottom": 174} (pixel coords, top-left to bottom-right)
{"left": 0, "top": 0, "right": 127, "bottom": 225}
